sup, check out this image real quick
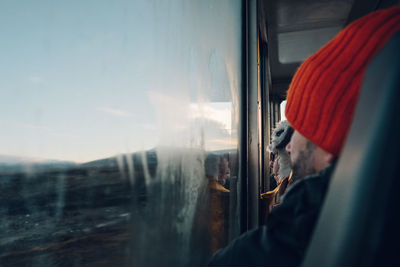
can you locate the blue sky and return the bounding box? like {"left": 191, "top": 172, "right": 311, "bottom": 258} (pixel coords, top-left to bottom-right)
{"left": 0, "top": 0, "right": 241, "bottom": 163}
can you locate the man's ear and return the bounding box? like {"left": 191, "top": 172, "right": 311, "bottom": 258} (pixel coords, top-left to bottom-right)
{"left": 314, "top": 147, "right": 336, "bottom": 172}
{"left": 325, "top": 153, "right": 336, "bottom": 165}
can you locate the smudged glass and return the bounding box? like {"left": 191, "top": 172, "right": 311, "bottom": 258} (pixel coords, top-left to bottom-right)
{"left": 0, "top": 1, "right": 242, "bottom": 266}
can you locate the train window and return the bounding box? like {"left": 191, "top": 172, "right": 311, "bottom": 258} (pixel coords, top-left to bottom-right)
{"left": 280, "top": 100, "right": 287, "bottom": 121}
{"left": 0, "top": 1, "right": 242, "bottom": 266}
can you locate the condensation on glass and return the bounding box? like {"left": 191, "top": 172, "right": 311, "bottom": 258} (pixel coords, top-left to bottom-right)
{"left": 0, "top": 1, "right": 242, "bottom": 266}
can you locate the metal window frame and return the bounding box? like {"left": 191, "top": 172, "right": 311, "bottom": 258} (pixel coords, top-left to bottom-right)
{"left": 260, "top": 36, "right": 271, "bottom": 194}
{"left": 239, "top": 0, "right": 265, "bottom": 233}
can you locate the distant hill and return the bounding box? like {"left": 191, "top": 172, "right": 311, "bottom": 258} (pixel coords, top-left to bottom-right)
{"left": 81, "top": 157, "right": 119, "bottom": 168}
{"left": 0, "top": 155, "right": 76, "bottom": 172}
{"left": 0, "top": 147, "right": 235, "bottom": 174}
{"left": 82, "top": 151, "right": 158, "bottom": 168}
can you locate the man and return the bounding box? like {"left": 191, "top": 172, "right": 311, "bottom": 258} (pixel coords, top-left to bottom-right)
{"left": 193, "top": 153, "right": 230, "bottom": 257}
{"left": 218, "top": 156, "right": 231, "bottom": 188}
{"left": 260, "top": 120, "right": 294, "bottom": 222}
{"left": 209, "top": 7, "right": 400, "bottom": 267}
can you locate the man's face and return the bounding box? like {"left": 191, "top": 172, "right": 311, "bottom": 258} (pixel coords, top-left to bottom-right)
{"left": 269, "top": 159, "right": 274, "bottom": 169}
{"left": 286, "top": 130, "right": 316, "bottom": 180}
{"left": 218, "top": 158, "right": 230, "bottom": 185}
{"left": 272, "top": 157, "right": 280, "bottom": 177}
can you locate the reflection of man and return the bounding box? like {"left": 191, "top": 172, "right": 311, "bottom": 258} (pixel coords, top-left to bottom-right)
{"left": 203, "top": 154, "right": 230, "bottom": 254}
{"left": 218, "top": 157, "right": 230, "bottom": 187}
{"left": 205, "top": 154, "right": 230, "bottom": 193}
{"left": 209, "top": 8, "right": 400, "bottom": 267}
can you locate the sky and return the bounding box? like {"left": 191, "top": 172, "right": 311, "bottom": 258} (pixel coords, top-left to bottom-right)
{"left": 0, "top": 0, "right": 242, "bottom": 163}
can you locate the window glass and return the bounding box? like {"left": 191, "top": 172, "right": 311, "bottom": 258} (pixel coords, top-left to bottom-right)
{"left": 280, "top": 100, "right": 287, "bottom": 121}
{"left": 0, "top": 1, "right": 242, "bottom": 266}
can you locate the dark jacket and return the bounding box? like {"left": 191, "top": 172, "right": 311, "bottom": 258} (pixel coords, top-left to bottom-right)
{"left": 208, "top": 164, "right": 335, "bottom": 267}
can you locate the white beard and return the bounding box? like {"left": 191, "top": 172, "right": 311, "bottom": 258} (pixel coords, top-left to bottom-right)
{"left": 268, "top": 120, "right": 293, "bottom": 179}
{"left": 277, "top": 150, "right": 291, "bottom": 178}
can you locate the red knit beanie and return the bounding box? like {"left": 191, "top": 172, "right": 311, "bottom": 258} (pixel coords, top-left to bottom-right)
{"left": 285, "top": 7, "right": 400, "bottom": 156}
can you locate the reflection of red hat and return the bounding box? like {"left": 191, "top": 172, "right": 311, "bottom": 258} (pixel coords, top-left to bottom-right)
{"left": 285, "top": 7, "right": 400, "bottom": 156}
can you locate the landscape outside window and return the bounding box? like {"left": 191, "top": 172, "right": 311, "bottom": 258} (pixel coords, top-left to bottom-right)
{"left": 0, "top": 1, "right": 242, "bottom": 266}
